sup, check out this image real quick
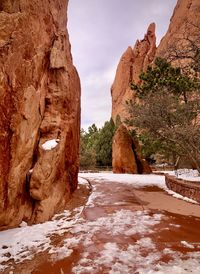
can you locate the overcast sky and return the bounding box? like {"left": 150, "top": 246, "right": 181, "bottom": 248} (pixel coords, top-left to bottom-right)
{"left": 68, "top": 0, "right": 177, "bottom": 130}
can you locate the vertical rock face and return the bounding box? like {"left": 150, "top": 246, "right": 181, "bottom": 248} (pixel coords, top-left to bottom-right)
{"left": 0, "top": 0, "right": 81, "bottom": 229}
{"left": 111, "top": 24, "right": 156, "bottom": 174}
{"left": 156, "top": 0, "right": 200, "bottom": 157}
{"left": 156, "top": 0, "right": 200, "bottom": 132}
{"left": 111, "top": 23, "right": 156, "bottom": 122}
{"left": 156, "top": 0, "right": 200, "bottom": 69}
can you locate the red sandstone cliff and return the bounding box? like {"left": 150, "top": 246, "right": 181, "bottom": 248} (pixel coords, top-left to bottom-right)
{"left": 156, "top": 0, "right": 200, "bottom": 69}
{"left": 111, "top": 0, "right": 200, "bottom": 174}
{"left": 111, "top": 23, "right": 156, "bottom": 122}
{"left": 111, "top": 24, "right": 156, "bottom": 174}
{"left": 0, "top": 0, "right": 80, "bottom": 229}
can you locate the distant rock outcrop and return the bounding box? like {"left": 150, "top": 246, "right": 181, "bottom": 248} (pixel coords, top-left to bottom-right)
{"left": 0, "top": 0, "right": 80, "bottom": 229}
{"left": 111, "top": 23, "right": 156, "bottom": 174}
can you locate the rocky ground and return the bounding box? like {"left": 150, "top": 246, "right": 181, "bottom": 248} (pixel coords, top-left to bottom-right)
{"left": 0, "top": 173, "right": 200, "bottom": 274}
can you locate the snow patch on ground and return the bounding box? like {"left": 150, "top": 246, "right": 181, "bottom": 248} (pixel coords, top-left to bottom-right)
{"left": 181, "top": 241, "right": 195, "bottom": 249}
{"left": 0, "top": 208, "right": 83, "bottom": 271}
{"left": 73, "top": 238, "right": 200, "bottom": 274}
{"left": 72, "top": 212, "right": 163, "bottom": 274}
{"left": 0, "top": 173, "right": 200, "bottom": 273}
{"left": 78, "top": 177, "right": 89, "bottom": 185}
{"left": 84, "top": 185, "right": 101, "bottom": 206}
{"left": 73, "top": 244, "right": 200, "bottom": 274}
{"left": 166, "top": 189, "right": 198, "bottom": 204}
{"left": 158, "top": 169, "right": 200, "bottom": 182}
{"left": 71, "top": 209, "right": 162, "bottom": 237}
{"left": 79, "top": 173, "right": 166, "bottom": 189}
{"left": 149, "top": 254, "right": 200, "bottom": 274}
{"left": 80, "top": 172, "right": 199, "bottom": 204}
{"left": 0, "top": 207, "right": 164, "bottom": 272}
{"left": 41, "top": 139, "right": 59, "bottom": 150}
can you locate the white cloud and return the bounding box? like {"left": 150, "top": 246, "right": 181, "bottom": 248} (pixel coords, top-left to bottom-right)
{"left": 80, "top": 65, "right": 117, "bottom": 129}
{"left": 68, "top": 0, "right": 177, "bottom": 129}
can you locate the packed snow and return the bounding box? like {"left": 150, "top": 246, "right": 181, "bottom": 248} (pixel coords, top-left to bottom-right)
{"left": 158, "top": 168, "right": 200, "bottom": 182}
{"left": 0, "top": 207, "right": 165, "bottom": 272}
{"left": 41, "top": 139, "right": 60, "bottom": 150}
{"left": 0, "top": 208, "right": 83, "bottom": 271}
{"left": 181, "top": 241, "right": 195, "bottom": 249}
{"left": 80, "top": 173, "right": 199, "bottom": 204}
{"left": 71, "top": 209, "right": 163, "bottom": 237}
{"left": 79, "top": 173, "right": 166, "bottom": 189}
{"left": 166, "top": 189, "right": 198, "bottom": 204}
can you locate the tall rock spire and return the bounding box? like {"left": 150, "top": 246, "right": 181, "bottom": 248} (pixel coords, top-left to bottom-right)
{"left": 111, "top": 23, "right": 156, "bottom": 122}
{"left": 111, "top": 23, "right": 156, "bottom": 174}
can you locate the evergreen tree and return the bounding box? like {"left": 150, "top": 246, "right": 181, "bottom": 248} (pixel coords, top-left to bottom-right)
{"left": 79, "top": 128, "right": 97, "bottom": 168}
{"left": 79, "top": 119, "right": 116, "bottom": 169}
{"left": 96, "top": 118, "right": 116, "bottom": 166}
{"left": 126, "top": 57, "right": 200, "bottom": 170}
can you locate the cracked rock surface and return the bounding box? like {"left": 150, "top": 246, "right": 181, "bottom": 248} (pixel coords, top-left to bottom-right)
{"left": 0, "top": 0, "right": 80, "bottom": 229}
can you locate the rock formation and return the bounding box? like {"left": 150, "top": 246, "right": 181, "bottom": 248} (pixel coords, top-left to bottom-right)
{"left": 111, "top": 0, "right": 200, "bottom": 174}
{"left": 111, "top": 23, "right": 156, "bottom": 122}
{"left": 156, "top": 0, "right": 200, "bottom": 70}
{"left": 111, "top": 23, "right": 156, "bottom": 174}
{"left": 0, "top": 0, "right": 80, "bottom": 229}
{"left": 112, "top": 125, "right": 152, "bottom": 174}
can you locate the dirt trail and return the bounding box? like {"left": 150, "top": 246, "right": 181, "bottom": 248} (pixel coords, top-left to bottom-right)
{"left": 2, "top": 175, "right": 200, "bottom": 274}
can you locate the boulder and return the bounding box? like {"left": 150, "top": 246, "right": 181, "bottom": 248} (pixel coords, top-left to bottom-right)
{"left": 112, "top": 125, "right": 151, "bottom": 174}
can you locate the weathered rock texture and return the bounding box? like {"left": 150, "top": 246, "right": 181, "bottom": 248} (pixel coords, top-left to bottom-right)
{"left": 112, "top": 125, "right": 152, "bottom": 174}
{"left": 111, "top": 24, "right": 156, "bottom": 174}
{"left": 111, "top": 23, "right": 156, "bottom": 122}
{"left": 0, "top": 0, "right": 80, "bottom": 229}
{"left": 156, "top": 0, "right": 200, "bottom": 69}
